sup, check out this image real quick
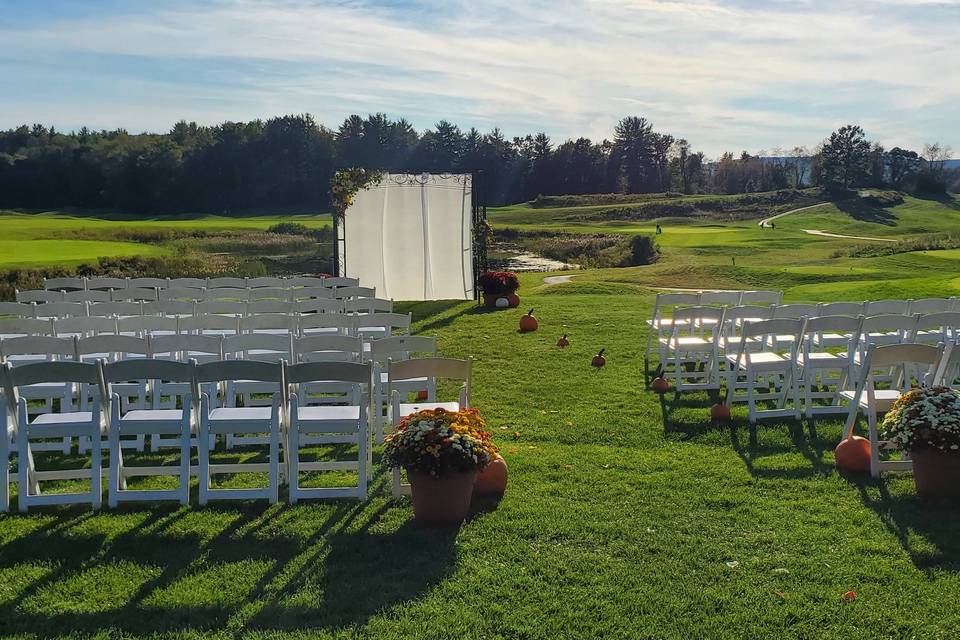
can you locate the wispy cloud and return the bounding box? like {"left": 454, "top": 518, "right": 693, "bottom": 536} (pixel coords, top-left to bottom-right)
{"left": 0, "top": 0, "right": 957, "bottom": 155}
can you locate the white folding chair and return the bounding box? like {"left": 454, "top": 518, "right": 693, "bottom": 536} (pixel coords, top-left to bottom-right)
{"left": 908, "top": 298, "right": 953, "bottom": 315}
{"left": 0, "top": 318, "right": 55, "bottom": 340}
{"left": 865, "top": 300, "right": 909, "bottom": 316}
{"left": 388, "top": 357, "right": 472, "bottom": 497}
{"left": 300, "top": 313, "right": 356, "bottom": 336}
{"left": 195, "top": 301, "right": 246, "bottom": 317}
{"left": 291, "top": 287, "right": 334, "bottom": 301}
{"left": 148, "top": 334, "right": 221, "bottom": 449}
{"left": 248, "top": 276, "right": 287, "bottom": 289}
{"left": 855, "top": 314, "right": 920, "bottom": 366}
{"left": 179, "top": 314, "right": 240, "bottom": 337}
{"left": 159, "top": 287, "right": 204, "bottom": 302}
{"left": 912, "top": 312, "right": 960, "bottom": 345}
{"left": 293, "top": 335, "right": 363, "bottom": 363}
{"left": 239, "top": 313, "right": 297, "bottom": 335}
{"left": 87, "top": 277, "right": 128, "bottom": 291}
{"left": 288, "top": 276, "right": 325, "bottom": 288}
{"left": 248, "top": 287, "right": 289, "bottom": 302}
{"left": 53, "top": 316, "right": 118, "bottom": 339}
{"left": 65, "top": 289, "right": 110, "bottom": 303}
{"left": 717, "top": 305, "right": 773, "bottom": 356}
{"left": 247, "top": 301, "right": 294, "bottom": 316}
{"left": 840, "top": 343, "right": 946, "bottom": 477}
{"left": 296, "top": 298, "right": 342, "bottom": 314}
{"left": 17, "top": 290, "right": 64, "bottom": 303}
{"left": 129, "top": 277, "right": 167, "bottom": 290}
{"left": 89, "top": 301, "right": 143, "bottom": 318}
{"left": 323, "top": 277, "right": 359, "bottom": 288}
{"left": 771, "top": 303, "right": 818, "bottom": 319}
{"left": 207, "top": 277, "right": 247, "bottom": 290}
{"left": 699, "top": 291, "right": 742, "bottom": 307}
{"left": 101, "top": 359, "right": 196, "bottom": 507}
{"left": 117, "top": 315, "right": 178, "bottom": 338}
{"left": 0, "top": 302, "right": 35, "bottom": 318}
{"left": 2, "top": 361, "right": 106, "bottom": 511}
{"left": 143, "top": 300, "right": 195, "bottom": 317}
{"left": 34, "top": 302, "right": 87, "bottom": 319}
{"left": 195, "top": 360, "right": 285, "bottom": 505}
{"left": 169, "top": 277, "right": 206, "bottom": 290}
{"left": 739, "top": 290, "right": 783, "bottom": 305}
{"left": 798, "top": 315, "right": 862, "bottom": 418}
{"left": 724, "top": 318, "right": 804, "bottom": 423}
{"left": 368, "top": 335, "right": 437, "bottom": 443}
{"left": 356, "top": 312, "right": 412, "bottom": 341}
{"left": 334, "top": 286, "right": 376, "bottom": 300}
{"left": 817, "top": 302, "right": 865, "bottom": 317}
{"left": 343, "top": 297, "right": 394, "bottom": 314}
{"left": 111, "top": 287, "right": 157, "bottom": 302}
{"left": 644, "top": 292, "right": 700, "bottom": 377}
{"left": 662, "top": 306, "right": 725, "bottom": 393}
{"left": 43, "top": 277, "right": 85, "bottom": 291}
{"left": 286, "top": 361, "right": 372, "bottom": 501}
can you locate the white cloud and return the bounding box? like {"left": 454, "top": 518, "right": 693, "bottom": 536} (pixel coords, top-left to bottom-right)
{"left": 0, "top": 0, "right": 957, "bottom": 155}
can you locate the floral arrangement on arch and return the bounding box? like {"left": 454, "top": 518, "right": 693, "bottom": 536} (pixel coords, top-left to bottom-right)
{"left": 383, "top": 408, "right": 499, "bottom": 476}
{"left": 478, "top": 271, "right": 520, "bottom": 296}
{"left": 330, "top": 168, "right": 384, "bottom": 219}
{"left": 882, "top": 386, "right": 960, "bottom": 453}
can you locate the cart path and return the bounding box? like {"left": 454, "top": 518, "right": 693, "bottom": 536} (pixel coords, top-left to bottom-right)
{"left": 543, "top": 274, "right": 575, "bottom": 286}
{"left": 800, "top": 229, "right": 898, "bottom": 242}
{"left": 758, "top": 202, "right": 832, "bottom": 227}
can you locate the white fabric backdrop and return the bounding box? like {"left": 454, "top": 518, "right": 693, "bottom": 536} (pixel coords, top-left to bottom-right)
{"left": 341, "top": 174, "right": 473, "bottom": 301}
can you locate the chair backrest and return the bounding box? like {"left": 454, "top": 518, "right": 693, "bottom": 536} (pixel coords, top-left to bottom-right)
{"left": 54, "top": 316, "right": 118, "bottom": 337}
{"left": 194, "top": 359, "right": 284, "bottom": 384}
{"left": 33, "top": 302, "right": 87, "bottom": 319}
{"left": 179, "top": 314, "right": 240, "bottom": 336}
{"left": 300, "top": 313, "right": 357, "bottom": 335}
{"left": 866, "top": 342, "right": 944, "bottom": 369}
{"left": 159, "top": 287, "right": 204, "bottom": 302}
{"left": 207, "top": 277, "right": 247, "bottom": 290}
{"left": 802, "top": 314, "right": 862, "bottom": 337}
{"left": 334, "top": 286, "right": 375, "bottom": 299}
{"left": 356, "top": 312, "right": 411, "bottom": 337}
{"left": 117, "top": 315, "right": 178, "bottom": 337}
{"left": 285, "top": 361, "right": 370, "bottom": 385}
{"left": 739, "top": 290, "right": 782, "bottom": 305}
{"left": 721, "top": 305, "right": 772, "bottom": 324}
{"left": 865, "top": 299, "right": 908, "bottom": 315}
{"left": 368, "top": 335, "right": 437, "bottom": 363}
{"left": 293, "top": 335, "right": 363, "bottom": 362}
{"left": 288, "top": 276, "right": 324, "bottom": 288}
{"left": 89, "top": 301, "right": 143, "bottom": 318}
{"left": 248, "top": 287, "right": 289, "bottom": 301}
{"left": 741, "top": 317, "right": 805, "bottom": 340}
{"left": 860, "top": 313, "right": 919, "bottom": 336}
{"left": 16, "top": 289, "right": 64, "bottom": 303}
{"left": 85, "top": 277, "right": 127, "bottom": 291}
{"left": 818, "top": 301, "right": 865, "bottom": 317}
{"left": 76, "top": 335, "right": 149, "bottom": 361}
{"left": 771, "top": 303, "right": 818, "bottom": 319}
{"left": 247, "top": 300, "right": 294, "bottom": 316}
{"left": 388, "top": 357, "right": 472, "bottom": 406}
{"left": 239, "top": 313, "right": 296, "bottom": 334}
{"left": 195, "top": 301, "right": 246, "bottom": 316}
{"left": 150, "top": 334, "right": 222, "bottom": 361}
{"left": 914, "top": 312, "right": 960, "bottom": 335}
{"left": 3, "top": 360, "right": 101, "bottom": 389}
{"left": 322, "top": 276, "right": 359, "bottom": 288}
{"left": 343, "top": 297, "right": 394, "bottom": 314}
{"left": 291, "top": 286, "right": 333, "bottom": 301}
{"left": 670, "top": 306, "right": 725, "bottom": 338}
{"left": 0, "top": 318, "right": 55, "bottom": 338}
{"left": 296, "top": 298, "right": 342, "bottom": 314}
{"left": 247, "top": 276, "right": 287, "bottom": 289}
{"left": 699, "top": 291, "right": 741, "bottom": 306}
{"left": 64, "top": 289, "right": 110, "bottom": 303}
{"left": 43, "top": 277, "right": 86, "bottom": 291}
{"left": 101, "top": 358, "right": 195, "bottom": 386}
{"left": 142, "top": 300, "right": 195, "bottom": 317}
{"left": 0, "top": 335, "right": 76, "bottom": 360}
{"left": 909, "top": 298, "right": 953, "bottom": 315}
{"left": 111, "top": 287, "right": 157, "bottom": 302}
{"left": 128, "top": 277, "right": 168, "bottom": 289}
{"left": 169, "top": 277, "right": 206, "bottom": 289}
{"left": 205, "top": 287, "right": 250, "bottom": 302}
{"left": 222, "top": 333, "right": 291, "bottom": 361}
{"left": 0, "top": 302, "right": 35, "bottom": 318}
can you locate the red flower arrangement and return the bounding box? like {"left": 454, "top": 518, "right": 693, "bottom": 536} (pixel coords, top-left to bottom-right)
{"left": 478, "top": 271, "right": 520, "bottom": 296}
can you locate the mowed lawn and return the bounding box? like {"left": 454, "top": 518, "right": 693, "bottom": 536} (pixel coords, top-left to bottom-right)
{"left": 0, "top": 210, "right": 330, "bottom": 267}
{"left": 2, "top": 197, "right": 960, "bottom": 637}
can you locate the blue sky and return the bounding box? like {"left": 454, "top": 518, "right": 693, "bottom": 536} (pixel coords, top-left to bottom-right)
{"left": 1, "top": 0, "right": 958, "bottom": 156}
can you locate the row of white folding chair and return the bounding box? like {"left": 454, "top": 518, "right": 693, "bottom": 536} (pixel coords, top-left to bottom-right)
{"left": 18, "top": 286, "right": 379, "bottom": 305}
{"left": 43, "top": 275, "right": 360, "bottom": 291}
{"left": 841, "top": 342, "right": 957, "bottom": 477}
{"left": 1, "top": 354, "right": 470, "bottom": 510}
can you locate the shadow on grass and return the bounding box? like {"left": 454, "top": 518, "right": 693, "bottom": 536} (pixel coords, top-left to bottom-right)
{"left": 834, "top": 199, "right": 898, "bottom": 226}
{"left": 911, "top": 192, "right": 960, "bottom": 211}
{"left": 852, "top": 478, "right": 960, "bottom": 573}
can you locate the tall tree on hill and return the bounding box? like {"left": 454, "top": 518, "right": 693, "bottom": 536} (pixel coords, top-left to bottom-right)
{"left": 612, "top": 116, "right": 655, "bottom": 193}
{"left": 789, "top": 146, "right": 809, "bottom": 187}
{"left": 819, "top": 125, "right": 871, "bottom": 192}
{"left": 887, "top": 147, "right": 921, "bottom": 189}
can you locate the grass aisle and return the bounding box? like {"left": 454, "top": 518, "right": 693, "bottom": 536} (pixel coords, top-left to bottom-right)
{"left": 1, "top": 278, "right": 960, "bottom": 639}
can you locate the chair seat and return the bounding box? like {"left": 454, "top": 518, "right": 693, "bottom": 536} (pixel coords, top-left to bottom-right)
{"left": 297, "top": 405, "right": 361, "bottom": 421}
{"left": 839, "top": 389, "right": 901, "bottom": 412}
{"left": 661, "top": 336, "right": 711, "bottom": 348}
{"left": 379, "top": 372, "right": 428, "bottom": 385}
{"left": 121, "top": 409, "right": 184, "bottom": 423}
{"left": 32, "top": 411, "right": 94, "bottom": 425}
{"left": 726, "top": 351, "right": 785, "bottom": 365}
{"left": 208, "top": 407, "right": 273, "bottom": 422}
{"left": 798, "top": 352, "right": 844, "bottom": 365}
{"left": 648, "top": 318, "right": 691, "bottom": 328}
{"left": 397, "top": 401, "right": 460, "bottom": 418}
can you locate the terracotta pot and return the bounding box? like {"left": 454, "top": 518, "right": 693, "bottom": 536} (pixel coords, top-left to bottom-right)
{"left": 408, "top": 469, "right": 478, "bottom": 525}
{"left": 911, "top": 448, "right": 960, "bottom": 501}
{"left": 474, "top": 455, "right": 508, "bottom": 496}
{"left": 482, "top": 293, "right": 498, "bottom": 308}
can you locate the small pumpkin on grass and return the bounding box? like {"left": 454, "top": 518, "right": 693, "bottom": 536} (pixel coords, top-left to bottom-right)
{"left": 710, "top": 402, "right": 731, "bottom": 422}
{"left": 591, "top": 349, "right": 606, "bottom": 368}
{"left": 557, "top": 334, "right": 569, "bottom": 348}
{"left": 650, "top": 374, "right": 670, "bottom": 394}
{"left": 519, "top": 308, "right": 539, "bottom": 332}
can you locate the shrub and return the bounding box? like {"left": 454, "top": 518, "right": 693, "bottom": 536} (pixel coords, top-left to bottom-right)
{"left": 478, "top": 271, "right": 520, "bottom": 295}
{"left": 860, "top": 191, "right": 904, "bottom": 207}
{"left": 267, "top": 222, "right": 310, "bottom": 235}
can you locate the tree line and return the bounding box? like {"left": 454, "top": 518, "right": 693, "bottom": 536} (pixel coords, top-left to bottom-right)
{"left": 0, "top": 115, "right": 954, "bottom": 213}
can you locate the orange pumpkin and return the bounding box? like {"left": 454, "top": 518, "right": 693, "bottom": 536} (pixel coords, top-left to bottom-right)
{"left": 507, "top": 293, "right": 520, "bottom": 308}
{"left": 591, "top": 348, "right": 606, "bottom": 368}
{"left": 650, "top": 375, "right": 670, "bottom": 394}
{"left": 835, "top": 436, "right": 871, "bottom": 474}
{"left": 519, "top": 308, "right": 539, "bottom": 332}
{"left": 710, "top": 402, "right": 731, "bottom": 421}
{"left": 474, "top": 454, "right": 508, "bottom": 495}
{"left": 557, "top": 334, "right": 569, "bottom": 348}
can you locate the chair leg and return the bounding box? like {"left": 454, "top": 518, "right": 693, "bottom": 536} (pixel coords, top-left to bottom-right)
{"left": 17, "top": 430, "right": 30, "bottom": 513}
{"left": 288, "top": 424, "right": 299, "bottom": 504}
{"left": 179, "top": 422, "right": 191, "bottom": 506}
{"left": 1, "top": 435, "right": 9, "bottom": 513}
{"left": 747, "top": 367, "right": 756, "bottom": 424}
{"left": 358, "top": 427, "right": 368, "bottom": 499}
{"left": 108, "top": 423, "right": 121, "bottom": 508}
{"left": 91, "top": 428, "right": 102, "bottom": 510}
{"left": 868, "top": 410, "right": 881, "bottom": 478}
{"left": 198, "top": 418, "right": 210, "bottom": 506}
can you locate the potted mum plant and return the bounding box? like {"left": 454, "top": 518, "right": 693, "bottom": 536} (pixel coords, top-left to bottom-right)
{"left": 478, "top": 271, "right": 520, "bottom": 308}
{"left": 882, "top": 386, "right": 960, "bottom": 501}
{"left": 384, "top": 407, "right": 499, "bottom": 525}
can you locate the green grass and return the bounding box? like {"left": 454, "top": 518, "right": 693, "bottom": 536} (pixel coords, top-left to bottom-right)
{"left": 2, "top": 194, "right": 960, "bottom": 637}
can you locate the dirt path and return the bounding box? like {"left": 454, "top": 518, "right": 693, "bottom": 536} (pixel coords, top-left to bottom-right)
{"left": 543, "top": 274, "right": 575, "bottom": 286}
{"left": 800, "top": 229, "right": 898, "bottom": 242}
{"left": 758, "top": 202, "right": 831, "bottom": 227}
